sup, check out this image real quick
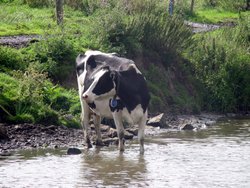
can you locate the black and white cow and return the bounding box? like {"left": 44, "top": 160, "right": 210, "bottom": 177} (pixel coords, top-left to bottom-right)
{"left": 76, "top": 50, "right": 150, "bottom": 153}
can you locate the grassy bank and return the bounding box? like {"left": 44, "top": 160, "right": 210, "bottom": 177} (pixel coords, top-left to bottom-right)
{"left": 185, "top": 14, "right": 250, "bottom": 112}
{"left": 0, "top": 0, "right": 249, "bottom": 127}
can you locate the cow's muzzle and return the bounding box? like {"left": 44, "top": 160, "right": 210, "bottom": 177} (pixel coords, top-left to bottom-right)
{"left": 82, "top": 94, "right": 88, "bottom": 99}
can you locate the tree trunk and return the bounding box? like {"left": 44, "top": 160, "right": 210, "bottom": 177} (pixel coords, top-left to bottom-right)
{"left": 190, "top": 0, "right": 195, "bottom": 14}
{"left": 56, "top": 0, "right": 64, "bottom": 25}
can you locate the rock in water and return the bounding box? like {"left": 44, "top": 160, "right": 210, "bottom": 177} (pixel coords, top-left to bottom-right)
{"left": 124, "top": 130, "right": 134, "bottom": 140}
{"left": 67, "top": 148, "right": 82, "bottom": 155}
{"left": 180, "top": 124, "right": 195, "bottom": 130}
{"left": 147, "top": 113, "right": 165, "bottom": 128}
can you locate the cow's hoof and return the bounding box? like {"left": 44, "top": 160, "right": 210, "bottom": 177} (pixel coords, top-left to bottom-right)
{"left": 139, "top": 148, "right": 144, "bottom": 155}
{"left": 86, "top": 142, "right": 93, "bottom": 149}
{"left": 95, "top": 140, "right": 107, "bottom": 147}
{"left": 119, "top": 148, "right": 125, "bottom": 153}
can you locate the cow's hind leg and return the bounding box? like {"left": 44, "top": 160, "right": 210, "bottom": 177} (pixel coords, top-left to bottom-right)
{"left": 138, "top": 111, "right": 147, "bottom": 154}
{"left": 93, "top": 114, "right": 105, "bottom": 146}
{"left": 112, "top": 111, "right": 125, "bottom": 152}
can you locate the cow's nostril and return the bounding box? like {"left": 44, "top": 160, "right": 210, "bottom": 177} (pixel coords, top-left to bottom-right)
{"left": 83, "top": 95, "right": 88, "bottom": 99}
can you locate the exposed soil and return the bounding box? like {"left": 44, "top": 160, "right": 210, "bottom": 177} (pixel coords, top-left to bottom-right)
{"left": 185, "top": 21, "right": 221, "bottom": 33}
{"left": 0, "top": 113, "right": 225, "bottom": 155}
{"left": 0, "top": 35, "right": 40, "bottom": 48}
{"left": 0, "top": 122, "right": 138, "bottom": 155}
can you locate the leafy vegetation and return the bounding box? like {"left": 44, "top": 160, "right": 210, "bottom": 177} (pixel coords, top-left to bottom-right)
{"left": 0, "top": 0, "right": 249, "bottom": 127}
{"left": 176, "top": 0, "right": 247, "bottom": 23}
{"left": 185, "top": 14, "right": 250, "bottom": 112}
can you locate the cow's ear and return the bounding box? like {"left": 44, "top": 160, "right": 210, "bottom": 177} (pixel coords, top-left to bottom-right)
{"left": 87, "top": 55, "right": 97, "bottom": 69}
{"left": 111, "top": 52, "right": 119, "bottom": 57}
{"left": 76, "top": 54, "right": 86, "bottom": 65}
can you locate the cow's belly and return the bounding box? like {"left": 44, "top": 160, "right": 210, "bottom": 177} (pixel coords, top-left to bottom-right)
{"left": 92, "top": 98, "right": 144, "bottom": 125}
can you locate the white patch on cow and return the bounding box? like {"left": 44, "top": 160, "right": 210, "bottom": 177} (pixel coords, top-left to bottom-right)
{"left": 92, "top": 68, "right": 107, "bottom": 80}
{"left": 128, "top": 64, "right": 142, "bottom": 74}
{"left": 92, "top": 97, "right": 113, "bottom": 118}
{"left": 87, "top": 96, "right": 145, "bottom": 125}
{"left": 83, "top": 69, "right": 115, "bottom": 102}
{"left": 121, "top": 104, "right": 144, "bottom": 124}
{"left": 85, "top": 50, "right": 115, "bottom": 58}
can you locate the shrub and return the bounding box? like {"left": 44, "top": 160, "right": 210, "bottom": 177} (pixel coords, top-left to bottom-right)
{"left": 28, "top": 34, "right": 77, "bottom": 82}
{"left": 34, "top": 105, "right": 59, "bottom": 125}
{"left": 186, "top": 16, "right": 250, "bottom": 112}
{"left": 217, "top": 0, "right": 246, "bottom": 11}
{"left": 92, "top": 1, "right": 193, "bottom": 59}
{"left": 0, "top": 68, "right": 81, "bottom": 127}
{"left": 0, "top": 73, "right": 19, "bottom": 121}
{"left": 0, "top": 46, "right": 26, "bottom": 72}
{"left": 8, "top": 113, "right": 34, "bottom": 124}
{"left": 149, "top": 94, "right": 165, "bottom": 113}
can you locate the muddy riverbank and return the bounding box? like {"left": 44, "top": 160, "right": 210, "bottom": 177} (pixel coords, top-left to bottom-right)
{"left": 0, "top": 113, "right": 225, "bottom": 155}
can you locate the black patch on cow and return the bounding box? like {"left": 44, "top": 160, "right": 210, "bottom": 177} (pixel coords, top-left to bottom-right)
{"left": 76, "top": 54, "right": 86, "bottom": 76}
{"left": 109, "top": 99, "right": 125, "bottom": 112}
{"left": 76, "top": 63, "right": 85, "bottom": 76}
{"left": 93, "top": 54, "right": 134, "bottom": 71}
{"left": 113, "top": 67, "right": 150, "bottom": 113}
{"left": 87, "top": 55, "right": 97, "bottom": 69}
{"left": 88, "top": 102, "right": 96, "bottom": 109}
{"left": 92, "top": 70, "right": 114, "bottom": 95}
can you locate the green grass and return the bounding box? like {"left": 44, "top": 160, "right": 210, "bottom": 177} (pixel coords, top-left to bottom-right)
{"left": 0, "top": 1, "right": 248, "bottom": 37}
{"left": 0, "top": 3, "right": 55, "bottom": 36}
{"left": 188, "top": 8, "right": 240, "bottom": 23}
{"left": 0, "top": 2, "right": 89, "bottom": 36}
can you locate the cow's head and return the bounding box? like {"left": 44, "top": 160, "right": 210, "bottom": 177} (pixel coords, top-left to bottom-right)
{"left": 76, "top": 51, "right": 117, "bottom": 102}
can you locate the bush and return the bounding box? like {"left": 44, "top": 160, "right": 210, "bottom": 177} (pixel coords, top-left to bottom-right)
{"left": 217, "top": 0, "right": 246, "bottom": 11}
{"left": 8, "top": 113, "right": 34, "bottom": 124}
{"left": 43, "top": 84, "right": 79, "bottom": 112}
{"left": 92, "top": 0, "right": 193, "bottom": 59}
{"left": 0, "top": 46, "right": 26, "bottom": 72}
{"left": 0, "top": 73, "right": 19, "bottom": 121}
{"left": 27, "top": 34, "right": 77, "bottom": 82}
{"left": 186, "top": 16, "right": 250, "bottom": 112}
{"left": 0, "top": 68, "right": 81, "bottom": 127}
{"left": 149, "top": 94, "right": 165, "bottom": 113}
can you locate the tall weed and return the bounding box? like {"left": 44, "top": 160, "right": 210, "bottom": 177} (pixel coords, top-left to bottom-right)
{"left": 92, "top": 0, "right": 193, "bottom": 60}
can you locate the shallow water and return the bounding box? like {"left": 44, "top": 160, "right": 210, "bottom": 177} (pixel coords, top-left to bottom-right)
{"left": 1, "top": 118, "right": 250, "bottom": 188}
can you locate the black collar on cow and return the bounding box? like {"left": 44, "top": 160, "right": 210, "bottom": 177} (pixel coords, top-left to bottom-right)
{"left": 110, "top": 71, "right": 120, "bottom": 108}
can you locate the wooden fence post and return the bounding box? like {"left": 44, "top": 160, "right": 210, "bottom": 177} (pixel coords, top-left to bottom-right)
{"left": 169, "top": 0, "right": 174, "bottom": 15}
{"left": 56, "top": 0, "right": 64, "bottom": 25}
{"left": 190, "top": 0, "right": 195, "bottom": 14}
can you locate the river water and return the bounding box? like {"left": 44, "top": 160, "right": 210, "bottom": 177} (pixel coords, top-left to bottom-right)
{"left": 1, "top": 118, "right": 250, "bottom": 188}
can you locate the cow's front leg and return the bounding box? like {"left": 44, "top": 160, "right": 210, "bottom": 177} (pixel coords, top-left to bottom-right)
{"left": 81, "top": 102, "right": 92, "bottom": 148}
{"left": 93, "top": 114, "right": 104, "bottom": 146}
{"left": 112, "top": 111, "right": 125, "bottom": 152}
{"left": 138, "top": 111, "right": 148, "bottom": 154}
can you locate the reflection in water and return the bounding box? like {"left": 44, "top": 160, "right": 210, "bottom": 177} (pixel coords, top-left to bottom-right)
{"left": 79, "top": 148, "right": 147, "bottom": 187}
{"left": 0, "top": 118, "right": 250, "bottom": 187}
